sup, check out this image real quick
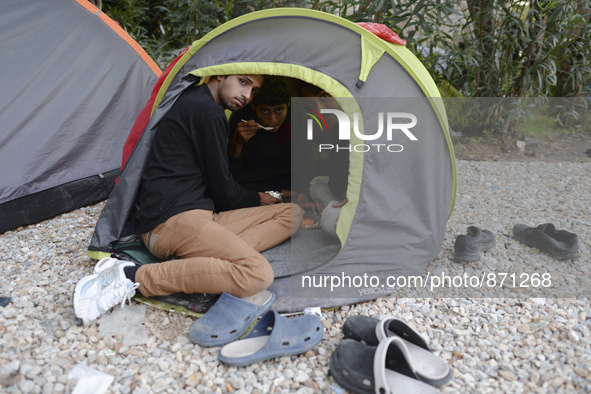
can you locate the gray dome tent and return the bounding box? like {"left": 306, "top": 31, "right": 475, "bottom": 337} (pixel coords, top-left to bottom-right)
{"left": 0, "top": 0, "right": 160, "bottom": 234}
{"left": 88, "top": 8, "right": 457, "bottom": 312}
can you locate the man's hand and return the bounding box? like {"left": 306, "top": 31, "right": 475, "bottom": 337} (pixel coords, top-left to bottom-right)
{"left": 332, "top": 198, "right": 347, "bottom": 228}
{"left": 295, "top": 193, "right": 324, "bottom": 215}
{"left": 234, "top": 120, "right": 259, "bottom": 144}
{"left": 229, "top": 120, "right": 259, "bottom": 158}
{"left": 332, "top": 198, "right": 348, "bottom": 208}
{"left": 259, "top": 192, "right": 280, "bottom": 205}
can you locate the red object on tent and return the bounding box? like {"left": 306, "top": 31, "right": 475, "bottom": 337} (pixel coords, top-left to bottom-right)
{"left": 120, "top": 46, "right": 190, "bottom": 172}
{"left": 357, "top": 23, "right": 407, "bottom": 46}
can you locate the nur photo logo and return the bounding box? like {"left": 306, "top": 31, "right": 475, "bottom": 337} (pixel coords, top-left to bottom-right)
{"left": 304, "top": 109, "right": 419, "bottom": 152}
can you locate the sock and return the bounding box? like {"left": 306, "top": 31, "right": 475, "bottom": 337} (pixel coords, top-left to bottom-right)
{"left": 123, "top": 265, "right": 139, "bottom": 283}
{"left": 123, "top": 264, "right": 143, "bottom": 296}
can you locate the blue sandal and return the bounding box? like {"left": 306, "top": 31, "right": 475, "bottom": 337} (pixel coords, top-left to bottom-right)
{"left": 218, "top": 310, "right": 324, "bottom": 366}
{"left": 188, "top": 290, "right": 274, "bottom": 347}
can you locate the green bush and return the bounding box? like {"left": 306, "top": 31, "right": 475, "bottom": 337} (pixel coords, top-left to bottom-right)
{"left": 103, "top": 0, "right": 231, "bottom": 67}
{"left": 102, "top": 0, "right": 591, "bottom": 132}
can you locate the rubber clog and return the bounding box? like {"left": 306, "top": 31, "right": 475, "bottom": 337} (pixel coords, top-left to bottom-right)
{"left": 342, "top": 315, "right": 452, "bottom": 387}
{"left": 188, "top": 290, "right": 274, "bottom": 347}
{"left": 218, "top": 310, "right": 323, "bottom": 366}
{"left": 330, "top": 338, "right": 441, "bottom": 394}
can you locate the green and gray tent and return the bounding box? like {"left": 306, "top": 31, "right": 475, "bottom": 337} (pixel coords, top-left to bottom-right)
{"left": 88, "top": 8, "right": 456, "bottom": 312}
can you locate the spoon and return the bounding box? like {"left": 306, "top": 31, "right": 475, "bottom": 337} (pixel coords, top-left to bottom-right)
{"left": 241, "top": 119, "right": 274, "bottom": 131}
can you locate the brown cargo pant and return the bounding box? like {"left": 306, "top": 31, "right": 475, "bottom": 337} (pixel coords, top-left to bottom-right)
{"left": 137, "top": 203, "right": 301, "bottom": 298}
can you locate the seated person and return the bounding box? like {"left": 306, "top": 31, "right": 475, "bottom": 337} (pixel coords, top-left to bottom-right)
{"left": 228, "top": 76, "right": 293, "bottom": 198}
{"left": 295, "top": 81, "right": 350, "bottom": 237}
{"left": 74, "top": 74, "right": 303, "bottom": 327}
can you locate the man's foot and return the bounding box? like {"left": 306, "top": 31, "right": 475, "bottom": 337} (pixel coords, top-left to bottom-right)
{"left": 73, "top": 260, "right": 140, "bottom": 326}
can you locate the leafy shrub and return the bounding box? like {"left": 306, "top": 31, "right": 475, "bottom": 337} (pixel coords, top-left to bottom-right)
{"left": 102, "top": 0, "right": 591, "bottom": 132}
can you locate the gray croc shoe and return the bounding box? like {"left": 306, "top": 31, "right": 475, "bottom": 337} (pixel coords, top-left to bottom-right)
{"left": 188, "top": 290, "right": 275, "bottom": 347}
{"left": 218, "top": 310, "right": 323, "bottom": 366}
{"left": 330, "top": 338, "right": 444, "bottom": 394}
{"left": 342, "top": 315, "right": 453, "bottom": 387}
{"left": 453, "top": 226, "right": 496, "bottom": 262}
{"left": 513, "top": 223, "right": 580, "bottom": 260}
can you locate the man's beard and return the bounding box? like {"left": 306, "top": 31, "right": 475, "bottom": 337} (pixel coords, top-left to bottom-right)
{"left": 222, "top": 97, "right": 242, "bottom": 112}
{"left": 219, "top": 80, "right": 244, "bottom": 112}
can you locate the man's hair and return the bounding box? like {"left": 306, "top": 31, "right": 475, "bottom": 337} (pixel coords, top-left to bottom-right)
{"left": 252, "top": 76, "right": 292, "bottom": 107}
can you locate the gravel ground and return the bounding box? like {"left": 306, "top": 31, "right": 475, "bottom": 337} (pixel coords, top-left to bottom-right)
{"left": 1, "top": 159, "right": 590, "bottom": 393}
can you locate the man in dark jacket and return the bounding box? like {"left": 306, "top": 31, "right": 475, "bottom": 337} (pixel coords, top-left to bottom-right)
{"left": 73, "top": 74, "right": 302, "bottom": 326}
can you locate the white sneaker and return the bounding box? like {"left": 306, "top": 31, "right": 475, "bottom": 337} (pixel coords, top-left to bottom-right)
{"left": 73, "top": 260, "right": 139, "bottom": 326}
{"left": 93, "top": 257, "right": 122, "bottom": 274}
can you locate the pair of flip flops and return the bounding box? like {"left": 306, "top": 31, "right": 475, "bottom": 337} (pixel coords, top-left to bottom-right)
{"left": 331, "top": 315, "right": 453, "bottom": 393}
{"left": 189, "top": 290, "right": 323, "bottom": 366}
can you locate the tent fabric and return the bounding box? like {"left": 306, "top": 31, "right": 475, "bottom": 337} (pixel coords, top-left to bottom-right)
{"left": 0, "top": 0, "right": 160, "bottom": 234}
{"left": 358, "top": 36, "right": 387, "bottom": 85}
{"left": 121, "top": 46, "right": 191, "bottom": 171}
{"left": 87, "top": 8, "right": 456, "bottom": 312}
